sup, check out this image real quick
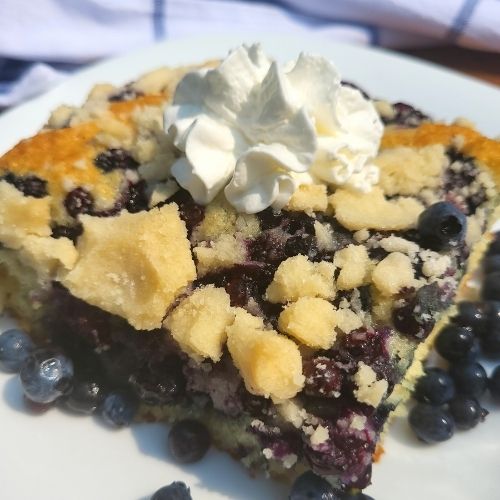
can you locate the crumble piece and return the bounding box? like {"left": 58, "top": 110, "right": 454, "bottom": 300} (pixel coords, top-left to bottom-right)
{"left": 164, "top": 286, "right": 234, "bottom": 362}
{"left": 278, "top": 297, "right": 338, "bottom": 349}
{"left": 0, "top": 181, "right": 52, "bottom": 248}
{"left": 286, "top": 184, "right": 328, "bottom": 213}
{"left": 372, "top": 252, "right": 415, "bottom": 296}
{"left": 310, "top": 425, "right": 330, "bottom": 446}
{"left": 375, "top": 145, "right": 447, "bottom": 196}
{"left": 20, "top": 236, "right": 77, "bottom": 276}
{"left": 148, "top": 179, "right": 179, "bottom": 208}
{"left": 314, "top": 221, "right": 335, "bottom": 252}
{"left": 333, "top": 244, "right": 371, "bottom": 290}
{"left": 353, "top": 362, "right": 388, "bottom": 407}
{"left": 226, "top": 308, "right": 304, "bottom": 401}
{"left": 194, "top": 234, "right": 247, "bottom": 276}
{"left": 330, "top": 187, "right": 423, "bottom": 231}
{"left": 62, "top": 203, "right": 196, "bottom": 330}
{"left": 334, "top": 308, "right": 363, "bottom": 333}
{"left": 265, "top": 255, "right": 336, "bottom": 304}
{"left": 420, "top": 250, "right": 451, "bottom": 278}
{"left": 378, "top": 235, "right": 419, "bottom": 257}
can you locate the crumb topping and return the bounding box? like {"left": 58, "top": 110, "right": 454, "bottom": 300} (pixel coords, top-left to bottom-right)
{"left": 266, "top": 255, "right": 336, "bottom": 304}
{"left": 164, "top": 286, "right": 234, "bottom": 362}
{"left": 62, "top": 203, "right": 196, "bottom": 330}
{"left": 226, "top": 308, "right": 304, "bottom": 400}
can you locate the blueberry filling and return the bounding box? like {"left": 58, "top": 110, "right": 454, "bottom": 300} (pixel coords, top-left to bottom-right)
{"left": 3, "top": 172, "right": 48, "bottom": 198}
{"left": 381, "top": 102, "right": 430, "bottom": 128}
{"left": 94, "top": 148, "right": 139, "bottom": 172}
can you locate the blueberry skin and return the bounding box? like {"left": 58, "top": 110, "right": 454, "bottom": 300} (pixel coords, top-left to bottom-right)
{"left": 435, "top": 325, "right": 478, "bottom": 362}
{"left": 65, "top": 379, "right": 105, "bottom": 414}
{"left": 448, "top": 396, "right": 487, "bottom": 430}
{"left": 408, "top": 404, "right": 455, "bottom": 443}
{"left": 101, "top": 392, "right": 137, "bottom": 427}
{"left": 452, "top": 302, "right": 486, "bottom": 330}
{"left": 0, "top": 329, "right": 34, "bottom": 372}
{"left": 289, "top": 471, "right": 341, "bottom": 500}
{"left": 489, "top": 365, "right": 500, "bottom": 399}
{"left": 414, "top": 368, "right": 455, "bottom": 405}
{"left": 486, "top": 236, "right": 500, "bottom": 256}
{"left": 168, "top": 420, "right": 211, "bottom": 464}
{"left": 483, "top": 255, "right": 500, "bottom": 273}
{"left": 449, "top": 362, "right": 488, "bottom": 398}
{"left": 482, "top": 272, "right": 500, "bottom": 302}
{"left": 480, "top": 303, "right": 500, "bottom": 357}
{"left": 20, "top": 350, "right": 73, "bottom": 404}
{"left": 417, "top": 202, "right": 466, "bottom": 251}
{"left": 151, "top": 482, "right": 192, "bottom": 500}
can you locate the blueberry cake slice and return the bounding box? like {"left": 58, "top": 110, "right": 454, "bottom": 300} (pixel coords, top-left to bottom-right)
{"left": 0, "top": 45, "right": 499, "bottom": 494}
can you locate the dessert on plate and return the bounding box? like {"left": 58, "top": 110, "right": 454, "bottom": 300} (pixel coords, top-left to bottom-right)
{"left": 0, "top": 44, "right": 499, "bottom": 494}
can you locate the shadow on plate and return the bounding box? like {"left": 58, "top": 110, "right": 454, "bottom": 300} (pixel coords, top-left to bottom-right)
{"left": 130, "top": 423, "right": 288, "bottom": 500}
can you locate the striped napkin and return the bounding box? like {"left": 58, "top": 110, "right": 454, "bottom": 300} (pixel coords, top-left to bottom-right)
{"left": 0, "top": 0, "right": 498, "bottom": 108}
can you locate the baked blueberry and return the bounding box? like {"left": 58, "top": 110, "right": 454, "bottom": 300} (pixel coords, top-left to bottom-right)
{"left": 3, "top": 173, "right": 48, "bottom": 198}
{"left": 449, "top": 362, "right": 487, "bottom": 398}
{"left": 168, "top": 420, "right": 211, "bottom": 464}
{"left": 20, "top": 349, "right": 74, "bottom": 404}
{"left": 0, "top": 328, "right": 34, "bottom": 372}
{"left": 289, "top": 471, "right": 341, "bottom": 500}
{"left": 435, "top": 325, "right": 478, "bottom": 362}
{"left": 408, "top": 404, "right": 455, "bottom": 443}
{"left": 151, "top": 482, "right": 192, "bottom": 500}
{"left": 448, "top": 396, "right": 487, "bottom": 430}
{"left": 417, "top": 202, "right": 466, "bottom": 251}
{"left": 101, "top": 391, "right": 138, "bottom": 427}
{"left": 414, "top": 367, "right": 455, "bottom": 405}
{"left": 64, "top": 187, "right": 94, "bottom": 217}
{"left": 489, "top": 365, "right": 500, "bottom": 399}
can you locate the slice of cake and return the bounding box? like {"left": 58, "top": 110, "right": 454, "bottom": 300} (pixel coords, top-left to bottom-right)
{"left": 0, "top": 44, "right": 499, "bottom": 494}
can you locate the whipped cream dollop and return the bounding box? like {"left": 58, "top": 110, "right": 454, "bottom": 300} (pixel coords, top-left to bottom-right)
{"left": 164, "top": 44, "right": 383, "bottom": 213}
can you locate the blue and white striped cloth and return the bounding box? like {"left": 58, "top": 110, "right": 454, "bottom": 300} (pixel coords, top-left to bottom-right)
{"left": 0, "top": 0, "right": 499, "bottom": 108}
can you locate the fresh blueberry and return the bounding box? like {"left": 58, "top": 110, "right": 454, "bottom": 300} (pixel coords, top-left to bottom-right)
{"left": 168, "top": 420, "right": 211, "bottom": 464}
{"left": 20, "top": 350, "right": 73, "bottom": 403}
{"left": 452, "top": 302, "right": 486, "bottom": 330}
{"left": 448, "top": 396, "right": 488, "bottom": 430}
{"left": 482, "top": 272, "right": 500, "bottom": 301}
{"left": 101, "top": 391, "right": 138, "bottom": 427}
{"left": 289, "top": 471, "right": 341, "bottom": 500}
{"left": 151, "top": 481, "right": 192, "bottom": 500}
{"left": 408, "top": 404, "right": 455, "bottom": 443}
{"left": 479, "top": 303, "right": 500, "bottom": 357}
{"left": 449, "top": 362, "right": 487, "bottom": 398}
{"left": 65, "top": 379, "right": 106, "bottom": 414}
{"left": 0, "top": 329, "right": 34, "bottom": 372}
{"left": 414, "top": 367, "right": 455, "bottom": 405}
{"left": 489, "top": 365, "right": 500, "bottom": 399}
{"left": 417, "top": 202, "right": 466, "bottom": 251}
{"left": 486, "top": 236, "right": 500, "bottom": 256}
{"left": 483, "top": 255, "right": 500, "bottom": 273}
{"left": 435, "top": 325, "right": 478, "bottom": 362}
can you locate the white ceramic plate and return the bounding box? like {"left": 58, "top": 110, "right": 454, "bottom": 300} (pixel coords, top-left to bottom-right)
{"left": 0, "top": 35, "right": 499, "bottom": 500}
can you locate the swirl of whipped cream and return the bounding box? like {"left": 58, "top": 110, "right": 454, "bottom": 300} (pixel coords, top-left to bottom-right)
{"left": 164, "top": 44, "right": 383, "bottom": 213}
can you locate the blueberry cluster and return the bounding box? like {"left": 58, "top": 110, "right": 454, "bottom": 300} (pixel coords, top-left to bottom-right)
{"left": 0, "top": 329, "right": 138, "bottom": 425}
{"left": 409, "top": 233, "right": 500, "bottom": 443}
